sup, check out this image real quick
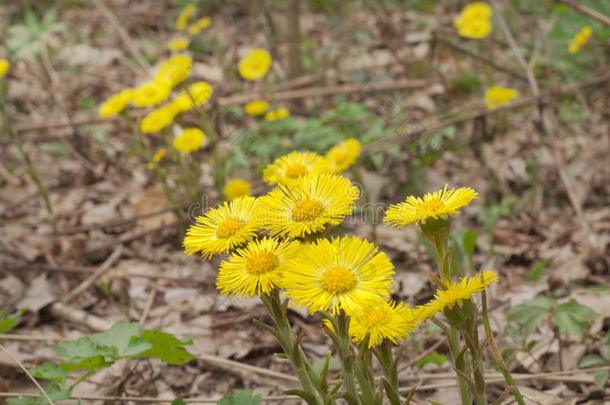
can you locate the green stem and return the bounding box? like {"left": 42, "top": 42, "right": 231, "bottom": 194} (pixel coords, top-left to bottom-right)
{"left": 191, "top": 105, "right": 225, "bottom": 195}
{"left": 162, "top": 129, "right": 194, "bottom": 202}
{"left": 463, "top": 310, "right": 487, "bottom": 405}
{"left": 331, "top": 312, "right": 362, "bottom": 405}
{"left": 481, "top": 291, "right": 526, "bottom": 405}
{"left": 374, "top": 340, "right": 401, "bottom": 405}
{"left": 1, "top": 86, "right": 57, "bottom": 231}
{"left": 448, "top": 326, "right": 473, "bottom": 405}
{"left": 351, "top": 167, "right": 377, "bottom": 244}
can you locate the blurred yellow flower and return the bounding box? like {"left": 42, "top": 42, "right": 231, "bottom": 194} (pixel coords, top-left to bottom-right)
{"left": 173, "top": 127, "right": 205, "bottom": 152}
{"left": 156, "top": 55, "right": 192, "bottom": 87}
{"left": 168, "top": 37, "right": 190, "bottom": 51}
{"left": 265, "top": 108, "right": 290, "bottom": 121}
{"left": 176, "top": 3, "right": 195, "bottom": 30}
{"left": 98, "top": 88, "right": 134, "bottom": 117}
{"left": 581, "top": 25, "right": 593, "bottom": 38}
{"left": 263, "top": 151, "right": 328, "bottom": 185}
{"left": 224, "top": 178, "right": 252, "bottom": 201}
{"left": 325, "top": 138, "right": 360, "bottom": 173}
{"left": 238, "top": 49, "right": 272, "bottom": 81}
{"left": 188, "top": 17, "right": 211, "bottom": 35}
{"left": 147, "top": 148, "right": 167, "bottom": 170}
{"left": 140, "top": 106, "right": 175, "bottom": 133}
{"left": 484, "top": 86, "right": 519, "bottom": 109}
{"left": 459, "top": 2, "right": 492, "bottom": 21}
{"left": 244, "top": 100, "right": 268, "bottom": 116}
{"left": 0, "top": 59, "right": 9, "bottom": 77}
{"left": 568, "top": 26, "right": 593, "bottom": 54}
{"left": 454, "top": 2, "right": 493, "bottom": 39}
{"left": 182, "top": 81, "right": 213, "bottom": 107}
{"left": 133, "top": 79, "right": 172, "bottom": 107}
{"left": 568, "top": 43, "right": 580, "bottom": 54}
{"left": 458, "top": 18, "right": 492, "bottom": 39}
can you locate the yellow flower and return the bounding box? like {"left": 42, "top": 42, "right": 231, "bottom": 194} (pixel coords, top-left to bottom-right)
{"left": 176, "top": 3, "right": 195, "bottom": 30}
{"left": 569, "top": 26, "right": 593, "bottom": 53}
{"left": 180, "top": 81, "right": 213, "bottom": 108}
{"left": 238, "top": 49, "right": 272, "bottom": 81}
{"left": 257, "top": 173, "right": 358, "bottom": 238}
{"left": 156, "top": 55, "right": 192, "bottom": 86}
{"left": 133, "top": 79, "right": 172, "bottom": 107}
{"left": 263, "top": 151, "right": 329, "bottom": 185}
{"left": 224, "top": 178, "right": 252, "bottom": 201}
{"left": 458, "top": 18, "right": 492, "bottom": 39}
{"left": 568, "top": 43, "right": 580, "bottom": 54}
{"left": 325, "top": 138, "right": 360, "bottom": 173}
{"left": 217, "top": 237, "right": 301, "bottom": 298}
{"left": 244, "top": 100, "right": 268, "bottom": 116}
{"left": 0, "top": 59, "right": 9, "bottom": 77}
{"left": 350, "top": 301, "right": 418, "bottom": 348}
{"left": 484, "top": 86, "right": 519, "bottom": 109}
{"left": 283, "top": 235, "right": 394, "bottom": 314}
{"left": 140, "top": 106, "right": 175, "bottom": 133}
{"left": 188, "top": 17, "right": 211, "bottom": 35}
{"left": 459, "top": 2, "right": 492, "bottom": 22}
{"left": 265, "top": 108, "right": 290, "bottom": 121}
{"left": 417, "top": 270, "right": 499, "bottom": 321}
{"left": 581, "top": 26, "right": 593, "bottom": 38}
{"left": 98, "top": 88, "right": 134, "bottom": 117}
{"left": 385, "top": 185, "right": 478, "bottom": 228}
{"left": 173, "top": 128, "right": 205, "bottom": 152}
{"left": 153, "top": 148, "right": 167, "bottom": 162}
{"left": 168, "top": 37, "right": 190, "bottom": 51}
{"left": 184, "top": 196, "right": 260, "bottom": 259}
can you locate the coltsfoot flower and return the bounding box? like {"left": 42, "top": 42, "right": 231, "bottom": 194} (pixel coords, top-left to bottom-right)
{"left": 385, "top": 185, "right": 478, "bottom": 228}
{"left": 457, "top": 18, "right": 492, "bottom": 39}
{"left": 176, "top": 3, "right": 195, "bottom": 30}
{"left": 224, "top": 178, "right": 252, "bottom": 201}
{"left": 283, "top": 235, "right": 395, "bottom": 314}
{"left": 184, "top": 196, "right": 260, "bottom": 258}
{"left": 258, "top": 173, "right": 358, "bottom": 239}
{"left": 0, "top": 59, "right": 9, "bottom": 77}
{"left": 168, "top": 37, "right": 190, "bottom": 51}
{"left": 263, "top": 151, "right": 329, "bottom": 185}
{"left": 188, "top": 17, "right": 211, "bottom": 35}
{"left": 180, "top": 81, "right": 213, "bottom": 108}
{"left": 244, "top": 100, "right": 269, "bottom": 116}
{"left": 265, "top": 108, "right": 290, "bottom": 121}
{"left": 454, "top": 2, "right": 493, "bottom": 39}
{"left": 238, "top": 49, "right": 272, "bottom": 81}
{"left": 140, "top": 106, "right": 176, "bottom": 133}
{"left": 568, "top": 26, "right": 593, "bottom": 54}
{"left": 133, "top": 79, "right": 172, "bottom": 107}
{"left": 173, "top": 128, "right": 205, "bottom": 152}
{"left": 325, "top": 138, "right": 361, "bottom": 173}
{"left": 484, "top": 86, "right": 519, "bottom": 109}
{"left": 217, "top": 237, "right": 301, "bottom": 298}
{"left": 350, "top": 301, "right": 418, "bottom": 348}
{"left": 156, "top": 55, "right": 192, "bottom": 86}
{"left": 98, "top": 88, "right": 134, "bottom": 117}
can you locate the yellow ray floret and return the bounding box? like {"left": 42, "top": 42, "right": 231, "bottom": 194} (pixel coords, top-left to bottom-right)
{"left": 217, "top": 237, "right": 301, "bottom": 298}
{"left": 417, "top": 270, "right": 499, "bottom": 321}
{"left": 325, "top": 138, "right": 361, "bottom": 174}
{"left": 258, "top": 173, "right": 358, "bottom": 238}
{"left": 238, "top": 49, "right": 272, "bottom": 81}
{"left": 184, "top": 196, "right": 259, "bottom": 259}
{"left": 385, "top": 185, "right": 478, "bottom": 228}
{"left": 224, "top": 178, "right": 252, "bottom": 201}
{"left": 349, "top": 301, "right": 418, "bottom": 348}
{"left": 283, "top": 235, "right": 394, "bottom": 314}
{"left": 263, "top": 151, "right": 329, "bottom": 185}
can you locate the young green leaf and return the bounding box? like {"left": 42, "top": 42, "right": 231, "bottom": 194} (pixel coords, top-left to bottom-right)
{"left": 217, "top": 389, "right": 262, "bottom": 405}
{"left": 594, "top": 370, "right": 609, "bottom": 388}
{"left": 507, "top": 296, "right": 554, "bottom": 337}
{"left": 578, "top": 355, "right": 606, "bottom": 368}
{"left": 92, "top": 322, "right": 141, "bottom": 356}
{"left": 135, "top": 330, "right": 196, "bottom": 365}
{"left": 415, "top": 351, "right": 447, "bottom": 369}
{"left": 29, "top": 362, "right": 67, "bottom": 384}
{"left": 0, "top": 307, "right": 25, "bottom": 334}
{"left": 553, "top": 299, "right": 597, "bottom": 338}
{"left": 526, "top": 260, "right": 549, "bottom": 281}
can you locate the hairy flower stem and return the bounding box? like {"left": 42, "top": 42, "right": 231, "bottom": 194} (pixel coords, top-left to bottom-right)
{"left": 374, "top": 340, "right": 401, "bottom": 405}
{"left": 1, "top": 87, "right": 57, "bottom": 231}
{"left": 259, "top": 291, "right": 327, "bottom": 405}
{"left": 331, "top": 312, "right": 364, "bottom": 405}
{"left": 193, "top": 106, "right": 225, "bottom": 196}
{"left": 161, "top": 129, "right": 195, "bottom": 202}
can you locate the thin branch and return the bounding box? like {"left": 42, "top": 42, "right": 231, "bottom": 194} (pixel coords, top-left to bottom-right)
{"left": 556, "top": 0, "right": 610, "bottom": 26}
{"left": 0, "top": 343, "right": 55, "bottom": 404}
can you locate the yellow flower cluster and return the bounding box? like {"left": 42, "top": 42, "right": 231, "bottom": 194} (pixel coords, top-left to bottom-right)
{"left": 454, "top": 2, "right": 493, "bottom": 39}
{"left": 569, "top": 26, "right": 593, "bottom": 54}
{"left": 0, "top": 59, "right": 9, "bottom": 77}
{"left": 484, "top": 86, "right": 519, "bottom": 109}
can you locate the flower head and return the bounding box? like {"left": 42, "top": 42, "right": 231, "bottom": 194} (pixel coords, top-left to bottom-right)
{"left": 350, "top": 301, "right": 418, "bottom": 348}
{"left": 258, "top": 173, "right": 358, "bottom": 238}
{"left": 458, "top": 2, "right": 492, "bottom": 22}
{"left": 0, "top": 59, "right": 9, "bottom": 77}
{"left": 176, "top": 3, "right": 195, "bottom": 30}
{"left": 244, "top": 100, "right": 269, "bottom": 116}
{"left": 238, "top": 49, "right": 272, "bottom": 81}
{"left": 224, "top": 178, "right": 252, "bottom": 201}
{"left": 184, "top": 196, "right": 260, "bottom": 258}
{"left": 417, "top": 270, "right": 499, "bottom": 321}
{"left": 283, "top": 235, "right": 394, "bottom": 314}
{"left": 457, "top": 18, "right": 492, "bottom": 39}
{"left": 168, "top": 37, "right": 190, "bottom": 51}
{"left": 325, "top": 138, "right": 360, "bottom": 173}
{"left": 265, "top": 108, "right": 290, "bottom": 121}
{"left": 484, "top": 86, "right": 519, "bottom": 109}
{"left": 98, "top": 88, "right": 134, "bottom": 117}
{"left": 568, "top": 26, "right": 593, "bottom": 54}
{"left": 133, "top": 79, "right": 172, "bottom": 107}
{"left": 179, "top": 81, "right": 213, "bottom": 107}
{"left": 140, "top": 106, "right": 176, "bottom": 133}
{"left": 156, "top": 55, "right": 192, "bottom": 86}
{"left": 188, "top": 17, "right": 211, "bottom": 35}
{"left": 173, "top": 128, "right": 205, "bottom": 152}
{"left": 153, "top": 148, "right": 166, "bottom": 162}
{"left": 454, "top": 2, "right": 493, "bottom": 39}
{"left": 385, "top": 185, "right": 478, "bottom": 228}
{"left": 263, "top": 151, "right": 329, "bottom": 185}
{"left": 217, "top": 237, "right": 301, "bottom": 298}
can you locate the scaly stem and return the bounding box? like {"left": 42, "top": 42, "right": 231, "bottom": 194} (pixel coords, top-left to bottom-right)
{"left": 331, "top": 312, "right": 362, "bottom": 405}
{"left": 374, "top": 340, "right": 401, "bottom": 405}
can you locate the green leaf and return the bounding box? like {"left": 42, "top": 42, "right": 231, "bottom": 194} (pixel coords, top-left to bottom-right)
{"left": 312, "top": 355, "right": 341, "bottom": 374}
{"left": 462, "top": 229, "right": 477, "bottom": 256}
{"left": 600, "top": 345, "right": 610, "bottom": 362}
{"left": 217, "top": 389, "right": 262, "bottom": 405}
{"left": 0, "top": 307, "right": 25, "bottom": 334}
{"left": 60, "top": 354, "right": 112, "bottom": 372}
{"left": 54, "top": 337, "right": 100, "bottom": 359}
{"left": 172, "top": 399, "right": 187, "bottom": 405}
{"left": 415, "top": 351, "right": 447, "bottom": 369}
{"left": 526, "top": 260, "right": 549, "bottom": 281}
{"left": 578, "top": 355, "right": 606, "bottom": 368}
{"left": 594, "top": 370, "right": 609, "bottom": 388}
{"left": 92, "top": 322, "right": 141, "bottom": 356}
{"left": 7, "top": 383, "right": 71, "bottom": 405}
{"left": 554, "top": 299, "right": 597, "bottom": 338}
{"left": 136, "top": 330, "right": 196, "bottom": 365}
{"left": 30, "top": 362, "right": 67, "bottom": 384}
{"left": 370, "top": 152, "right": 384, "bottom": 169}
{"left": 507, "top": 296, "right": 554, "bottom": 337}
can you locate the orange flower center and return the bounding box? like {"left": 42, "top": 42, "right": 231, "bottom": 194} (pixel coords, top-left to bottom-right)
{"left": 285, "top": 162, "right": 308, "bottom": 178}
{"left": 320, "top": 266, "right": 357, "bottom": 294}
{"left": 247, "top": 251, "right": 279, "bottom": 274}
{"left": 216, "top": 218, "right": 246, "bottom": 239}
{"left": 291, "top": 199, "right": 324, "bottom": 222}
